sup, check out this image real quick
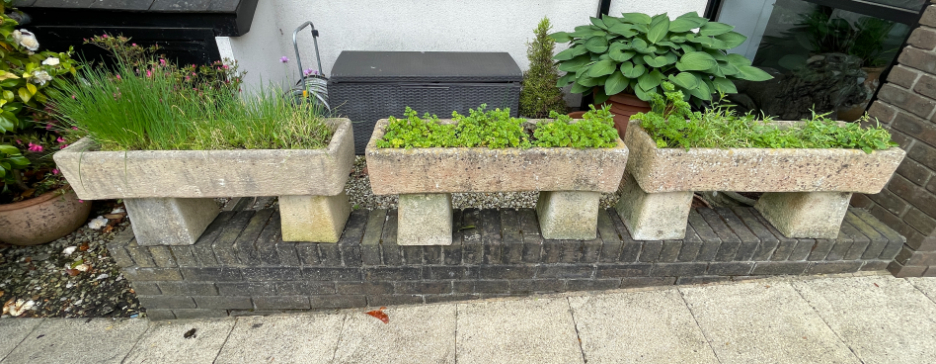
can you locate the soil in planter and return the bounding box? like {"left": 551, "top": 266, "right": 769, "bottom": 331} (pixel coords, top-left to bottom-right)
{"left": 0, "top": 200, "right": 143, "bottom": 318}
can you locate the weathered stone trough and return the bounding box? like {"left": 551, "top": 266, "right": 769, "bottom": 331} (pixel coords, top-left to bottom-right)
{"left": 618, "top": 121, "right": 906, "bottom": 240}
{"left": 366, "top": 118, "right": 630, "bottom": 244}
{"left": 53, "top": 119, "right": 355, "bottom": 245}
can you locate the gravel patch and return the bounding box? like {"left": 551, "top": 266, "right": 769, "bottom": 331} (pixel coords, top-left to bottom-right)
{"left": 0, "top": 200, "right": 141, "bottom": 319}
{"left": 345, "top": 156, "right": 623, "bottom": 210}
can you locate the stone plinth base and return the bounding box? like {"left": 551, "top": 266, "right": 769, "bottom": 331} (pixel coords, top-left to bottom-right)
{"left": 756, "top": 192, "right": 852, "bottom": 239}
{"left": 125, "top": 198, "right": 220, "bottom": 246}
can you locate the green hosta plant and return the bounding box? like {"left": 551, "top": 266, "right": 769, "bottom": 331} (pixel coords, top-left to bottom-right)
{"left": 550, "top": 11, "right": 773, "bottom": 106}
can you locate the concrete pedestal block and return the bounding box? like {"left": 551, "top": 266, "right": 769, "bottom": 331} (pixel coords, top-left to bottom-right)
{"left": 755, "top": 191, "right": 851, "bottom": 239}
{"left": 279, "top": 193, "right": 351, "bottom": 243}
{"left": 536, "top": 191, "right": 601, "bottom": 240}
{"left": 125, "top": 198, "right": 220, "bottom": 246}
{"left": 398, "top": 193, "right": 453, "bottom": 246}
{"left": 614, "top": 173, "right": 693, "bottom": 240}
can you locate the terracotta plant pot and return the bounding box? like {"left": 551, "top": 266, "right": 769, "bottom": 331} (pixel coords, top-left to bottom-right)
{"left": 603, "top": 93, "right": 651, "bottom": 138}
{"left": 567, "top": 111, "right": 587, "bottom": 119}
{"left": 0, "top": 188, "right": 92, "bottom": 246}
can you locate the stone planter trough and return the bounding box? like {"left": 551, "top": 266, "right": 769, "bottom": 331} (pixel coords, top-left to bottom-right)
{"left": 617, "top": 121, "right": 906, "bottom": 240}
{"left": 366, "top": 118, "right": 630, "bottom": 244}
{"left": 53, "top": 118, "right": 355, "bottom": 245}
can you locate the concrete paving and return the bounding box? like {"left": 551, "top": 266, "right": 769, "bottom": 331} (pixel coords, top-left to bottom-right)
{"left": 2, "top": 274, "right": 936, "bottom": 363}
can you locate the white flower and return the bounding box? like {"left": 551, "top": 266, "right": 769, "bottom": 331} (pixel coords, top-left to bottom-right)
{"left": 30, "top": 70, "right": 52, "bottom": 86}
{"left": 62, "top": 246, "right": 77, "bottom": 255}
{"left": 87, "top": 216, "right": 108, "bottom": 230}
{"left": 41, "top": 57, "right": 59, "bottom": 66}
{"left": 12, "top": 29, "right": 39, "bottom": 51}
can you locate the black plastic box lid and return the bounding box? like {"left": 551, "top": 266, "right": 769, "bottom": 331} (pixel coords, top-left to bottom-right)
{"left": 329, "top": 51, "right": 522, "bottom": 83}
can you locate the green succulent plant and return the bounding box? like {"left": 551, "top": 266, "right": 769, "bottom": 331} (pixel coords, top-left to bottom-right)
{"left": 550, "top": 11, "right": 773, "bottom": 106}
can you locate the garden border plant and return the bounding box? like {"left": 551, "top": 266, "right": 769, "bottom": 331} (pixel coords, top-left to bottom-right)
{"left": 366, "top": 105, "right": 629, "bottom": 244}
{"left": 51, "top": 45, "right": 355, "bottom": 245}
{"left": 616, "top": 82, "right": 905, "bottom": 240}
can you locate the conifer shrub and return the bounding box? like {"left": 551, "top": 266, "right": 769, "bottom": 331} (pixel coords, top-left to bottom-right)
{"left": 519, "top": 17, "right": 567, "bottom": 118}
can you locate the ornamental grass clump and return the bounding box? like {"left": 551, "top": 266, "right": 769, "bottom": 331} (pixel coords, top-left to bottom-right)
{"left": 633, "top": 82, "right": 896, "bottom": 153}
{"left": 49, "top": 59, "right": 332, "bottom": 151}
{"left": 376, "top": 104, "right": 618, "bottom": 149}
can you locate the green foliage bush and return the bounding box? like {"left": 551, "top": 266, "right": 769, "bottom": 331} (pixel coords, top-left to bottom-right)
{"left": 519, "top": 17, "right": 567, "bottom": 118}
{"left": 376, "top": 104, "right": 618, "bottom": 149}
{"left": 550, "top": 12, "right": 772, "bottom": 106}
{"left": 633, "top": 82, "right": 897, "bottom": 153}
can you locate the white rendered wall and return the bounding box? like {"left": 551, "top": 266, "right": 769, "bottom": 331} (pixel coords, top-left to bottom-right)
{"left": 223, "top": 0, "right": 712, "bottom": 93}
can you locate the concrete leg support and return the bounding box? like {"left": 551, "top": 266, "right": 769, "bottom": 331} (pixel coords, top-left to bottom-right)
{"left": 398, "top": 193, "right": 453, "bottom": 246}
{"left": 755, "top": 191, "right": 852, "bottom": 239}
{"left": 536, "top": 190, "right": 601, "bottom": 240}
{"left": 279, "top": 192, "right": 351, "bottom": 243}
{"left": 125, "top": 198, "right": 220, "bottom": 246}
{"left": 614, "top": 173, "right": 693, "bottom": 240}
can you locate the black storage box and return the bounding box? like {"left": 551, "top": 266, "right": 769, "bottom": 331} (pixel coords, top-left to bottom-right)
{"left": 328, "top": 51, "right": 523, "bottom": 154}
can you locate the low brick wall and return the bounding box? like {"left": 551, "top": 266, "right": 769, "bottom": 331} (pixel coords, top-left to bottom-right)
{"left": 107, "top": 207, "right": 904, "bottom": 319}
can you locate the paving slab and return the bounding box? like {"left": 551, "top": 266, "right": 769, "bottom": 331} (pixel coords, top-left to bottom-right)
{"left": 794, "top": 276, "right": 936, "bottom": 363}
{"left": 122, "top": 318, "right": 235, "bottom": 364}
{"left": 0, "top": 318, "right": 43, "bottom": 360}
{"left": 332, "top": 304, "right": 455, "bottom": 363}
{"left": 456, "top": 298, "right": 583, "bottom": 364}
{"left": 1, "top": 318, "right": 148, "bottom": 364}
{"left": 570, "top": 289, "right": 717, "bottom": 364}
{"left": 215, "top": 313, "right": 346, "bottom": 363}
{"left": 906, "top": 277, "right": 936, "bottom": 303}
{"left": 680, "top": 281, "right": 859, "bottom": 364}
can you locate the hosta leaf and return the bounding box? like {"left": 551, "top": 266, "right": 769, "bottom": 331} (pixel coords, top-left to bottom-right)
{"left": 585, "top": 36, "right": 609, "bottom": 53}
{"left": 634, "top": 84, "right": 656, "bottom": 101}
{"left": 608, "top": 23, "right": 638, "bottom": 37}
{"left": 621, "top": 13, "right": 651, "bottom": 25}
{"left": 669, "top": 18, "right": 698, "bottom": 33}
{"left": 602, "top": 15, "right": 622, "bottom": 27}
{"left": 676, "top": 51, "right": 717, "bottom": 71}
{"left": 737, "top": 65, "right": 773, "bottom": 81}
{"left": 558, "top": 55, "right": 591, "bottom": 72}
{"left": 712, "top": 77, "right": 738, "bottom": 94}
{"left": 647, "top": 14, "right": 670, "bottom": 44}
{"left": 669, "top": 72, "right": 700, "bottom": 90}
{"left": 643, "top": 55, "right": 669, "bottom": 68}
{"left": 631, "top": 38, "right": 649, "bottom": 53}
{"left": 557, "top": 72, "right": 577, "bottom": 87}
{"left": 699, "top": 22, "right": 734, "bottom": 37}
{"left": 715, "top": 31, "right": 747, "bottom": 49}
{"left": 688, "top": 79, "right": 713, "bottom": 101}
{"left": 719, "top": 62, "right": 739, "bottom": 76}
{"left": 570, "top": 82, "right": 591, "bottom": 94}
{"left": 605, "top": 70, "right": 630, "bottom": 96}
{"left": 670, "top": 34, "right": 687, "bottom": 43}
{"left": 588, "top": 59, "right": 618, "bottom": 77}
{"left": 577, "top": 74, "right": 606, "bottom": 87}
{"left": 590, "top": 17, "right": 607, "bottom": 29}
{"left": 549, "top": 32, "right": 573, "bottom": 43}
{"left": 554, "top": 45, "right": 585, "bottom": 61}
{"left": 608, "top": 42, "right": 634, "bottom": 62}
{"left": 638, "top": 70, "right": 665, "bottom": 90}
{"left": 594, "top": 87, "right": 610, "bottom": 104}
{"left": 726, "top": 53, "right": 752, "bottom": 67}
{"left": 621, "top": 62, "right": 646, "bottom": 78}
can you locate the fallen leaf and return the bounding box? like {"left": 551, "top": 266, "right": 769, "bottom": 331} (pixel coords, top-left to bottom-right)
{"left": 183, "top": 328, "right": 197, "bottom": 339}
{"left": 79, "top": 243, "right": 89, "bottom": 251}
{"left": 24, "top": 257, "right": 31, "bottom": 263}
{"left": 65, "top": 269, "right": 79, "bottom": 276}
{"left": 103, "top": 213, "right": 126, "bottom": 220}
{"left": 128, "top": 288, "right": 135, "bottom": 294}
{"left": 366, "top": 307, "right": 389, "bottom": 324}
{"left": 103, "top": 225, "right": 114, "bottom": 233}
{"left": 873, "top": 283, "right": 879, "bottom": 287}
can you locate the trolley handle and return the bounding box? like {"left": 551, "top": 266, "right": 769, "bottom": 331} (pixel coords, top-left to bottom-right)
{"left": 292, "top": 21, "right": 324, "bottom": 87}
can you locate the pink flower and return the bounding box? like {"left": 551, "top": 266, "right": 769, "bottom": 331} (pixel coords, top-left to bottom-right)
{"left": 131, "top": 43, "right": 137, "bottom": 47}
{"left": 15, "top": 139, "right": 21, "bottom": 144}
{"left": 60, "top": 144, "right": 67, "bottom": 149}
{"left": 72, "top": 126, "right": 78, "bottom": 130}
{"left": 78, "top": 199, "right": 84, "bottom": 203}
{"left": 185, "top": 76, "right": 190, "bottom": 81}
{"left": 52, "top": 169, "right": 59, "bottom": 175}
{"left": 27, "top": 143, "right": 43, "bottom": 152}
{"left": 146, "top": 70, "right": 152, "bottom": 77}
{"left": 280, "top": 56, "right": 289, "bottom": 63}
{"left": 45, "top": 124, "right": 53, "bottom": 130}
{"left": 102, "top": 34, "right": 108, "bottom": 39}
{"left": 71, "top": 95, "right": 76, "bottom": 99}
{"left": 159, "top": 59, "right": 166, "bottom": 66}
{"left": 116, "top": 74, "right": 121, "bottom": 80}
{"left": 57, "top": 137, "right": 65, "bottom": 143}
{"left": 223, "top": 65, "right": 229, "bottom": 69}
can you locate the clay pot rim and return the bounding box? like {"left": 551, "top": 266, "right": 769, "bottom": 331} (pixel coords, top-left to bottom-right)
{"left": 0, "top": 187, "right": 73, "bottom": 212}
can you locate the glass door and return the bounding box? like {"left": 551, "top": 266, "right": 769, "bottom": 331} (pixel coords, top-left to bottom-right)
{"left": 712, "top": 0, "right": 925, "bottom": 121}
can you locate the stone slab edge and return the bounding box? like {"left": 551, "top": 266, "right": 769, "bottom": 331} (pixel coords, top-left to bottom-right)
{"left": 53, "top": 118, "right": 354, "bottom": 199}
{"left": 625, "top": 122, "right": 905, "bottom": 194}
{"left": 365, "top": 118, "right": 629, "bottom": 194}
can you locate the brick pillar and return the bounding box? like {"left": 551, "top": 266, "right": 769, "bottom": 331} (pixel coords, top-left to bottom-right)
{"left": 852, "top": 4, "right": 936, "bottom": 277}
